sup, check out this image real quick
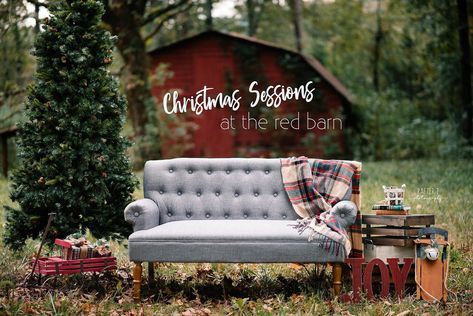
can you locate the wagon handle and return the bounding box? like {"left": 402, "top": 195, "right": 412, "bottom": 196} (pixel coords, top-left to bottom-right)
{"left": 24, "top": 212, "right": 56, "bottom": 286}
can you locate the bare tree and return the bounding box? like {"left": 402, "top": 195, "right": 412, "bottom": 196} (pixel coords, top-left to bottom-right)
{"left": 102, "top": 0, "right": 192, "bottom": 160}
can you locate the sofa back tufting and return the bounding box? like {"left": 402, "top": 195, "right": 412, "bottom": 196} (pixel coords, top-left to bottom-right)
{"left": 144, "top": 158, "right": 301, "bottom": 224}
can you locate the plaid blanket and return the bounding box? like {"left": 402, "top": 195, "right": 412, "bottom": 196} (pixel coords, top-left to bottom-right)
{"left": 281, "top": 157, "right": 363, "bottom": 258}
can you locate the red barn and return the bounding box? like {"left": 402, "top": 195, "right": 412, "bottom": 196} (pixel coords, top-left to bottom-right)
{"left": 149, "top": 30, "right": 355, "bottom": 158}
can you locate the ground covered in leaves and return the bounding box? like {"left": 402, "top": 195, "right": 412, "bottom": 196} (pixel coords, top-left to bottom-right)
{"left": 1, "top": 159, "right": 472, "bottom": 315}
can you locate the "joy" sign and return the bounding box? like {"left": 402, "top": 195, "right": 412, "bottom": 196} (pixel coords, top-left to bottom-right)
{"left": 340, "top": 258, "right": 414, "bottom": 302}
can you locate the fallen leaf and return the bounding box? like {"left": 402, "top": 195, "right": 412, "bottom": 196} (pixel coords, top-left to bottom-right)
{"left": 263, "top": 304, "right": 273, "bottom": 311}
{"left": 396, "top": 311, "right": 411, "bottom": 316}
{"left": 289, "top": 263, "right": 304, "bottom": 270}
{"left": 290, "top": 294, "right": 303, "bottom": 303}
{"left": 82, "top": 303, "right": 93, "bottom": 313}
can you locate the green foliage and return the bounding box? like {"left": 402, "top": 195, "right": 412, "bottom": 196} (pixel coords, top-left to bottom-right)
{"left": 302, "top": 0, "right": 471, "bottom": 160}
{"left": 278, "top": 53, "right": 323, "bottom": 109}
{"left": 152, "top": 64, "right": 198, "bottom": 159}
{"left": 352, "top": 90, "right": 473, "bottom": 160}
{"left": 3, "top": 0, "right": 468, "bottom": 162}
{"left": 233, "top": 42, "right": 267, "bottom": 119}
{"left": 3, "top": 0, "right": 137, "bottom": 249}
{"left": 130, "top": 96, "right": 161, "bottom": 167}
{"left": 0, "top": 0, "right": 35, "bottom": 171}
{"left": 194, "top": 0, "right": 472, "bottom": 160}
{"left": 234, "top": 1, "right": 295, "bottom": 50}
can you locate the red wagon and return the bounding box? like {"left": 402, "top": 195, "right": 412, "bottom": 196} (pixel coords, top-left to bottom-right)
{"left": 32, "top": 239, "right": 117, "bottom": 276}
{"left": 32, "top": 256, "right": 117, "bottom": 276}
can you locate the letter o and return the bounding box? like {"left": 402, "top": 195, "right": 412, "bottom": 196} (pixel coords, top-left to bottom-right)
{"left": 363, "top": 258, "right": 390, "bottom": 299}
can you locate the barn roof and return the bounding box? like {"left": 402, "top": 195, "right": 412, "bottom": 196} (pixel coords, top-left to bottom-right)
{"left": 148, "top": 30, "right": 354, "bottom": 104}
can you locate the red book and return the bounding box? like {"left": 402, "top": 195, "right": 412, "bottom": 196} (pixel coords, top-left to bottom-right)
{"left": 375, "top": 210, "right": 409, "bottom": 215}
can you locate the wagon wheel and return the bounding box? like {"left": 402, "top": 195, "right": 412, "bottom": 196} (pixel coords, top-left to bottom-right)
{"left": 37, "top": 275, "right": 60, "bottom": 289}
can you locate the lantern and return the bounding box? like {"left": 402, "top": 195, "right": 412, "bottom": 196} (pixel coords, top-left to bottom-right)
{"left": 382, "top": 184, "right": 406, "bottom": 206}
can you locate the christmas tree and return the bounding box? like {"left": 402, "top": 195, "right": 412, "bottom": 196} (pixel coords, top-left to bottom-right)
{"left": 4, "top": 0, "right": 137, "bottom": 249}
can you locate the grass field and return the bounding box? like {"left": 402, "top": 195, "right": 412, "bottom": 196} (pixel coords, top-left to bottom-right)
{"left": 0, "top": 159, "right": 472, "bottom": 315}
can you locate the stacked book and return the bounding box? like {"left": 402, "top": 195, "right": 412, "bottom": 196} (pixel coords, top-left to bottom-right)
{"left": 372, "top": 202, "right": 411, "bottom": 215}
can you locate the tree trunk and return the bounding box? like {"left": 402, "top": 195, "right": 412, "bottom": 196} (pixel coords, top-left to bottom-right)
{"left": 373, "top": 0, "right": 383, "bottom": 92}
{"left": 457, "top": 0, "right": 472, "bottom": 141}
{"left": 247, "top": 0, "right": 266, "bottom": 37}
{"left": 178, "top": 7, "right": 191, "bottom": 38}
{"left": 34, "top": 1, "right": 40, "bottom": 34}
{"left": 247, "top": 0, "right": 256, "bottom": 36}
{"left": 103, "top": 3, "right": 151, "bottom": 139}
{"left": 205, "top": 0, "right": 213, "bottom": 30}
{"left": 373, "top": 0, "right": 384, "bottom": 160}
{"left": 290, "top": 0, "right": 303, "bottom": 53}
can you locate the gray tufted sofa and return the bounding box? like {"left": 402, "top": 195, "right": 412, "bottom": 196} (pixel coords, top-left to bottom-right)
{"left": 124, "top": 158, "right": 358, "bottom": 301}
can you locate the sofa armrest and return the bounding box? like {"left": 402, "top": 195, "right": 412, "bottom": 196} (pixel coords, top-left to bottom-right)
{"left": 124, "top": 198, "right": 160, "bottom": 232}
{"left": 330, "top": 201, "right": 357, "bottom": 229}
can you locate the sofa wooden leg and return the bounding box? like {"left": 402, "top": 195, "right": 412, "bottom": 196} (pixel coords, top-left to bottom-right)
{"left": 148, "top": 262, "right": 155, "bottom": 286}
{"left": 333, "top": 263, "right": 342, "bottom": 295}
{"left": 133, "top": 261, "right": 142, "bottom": 302}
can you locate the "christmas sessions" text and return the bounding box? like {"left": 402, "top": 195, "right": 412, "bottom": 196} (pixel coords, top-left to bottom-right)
{"left": 162, "top": 81, "right": 316, "bottom": 115}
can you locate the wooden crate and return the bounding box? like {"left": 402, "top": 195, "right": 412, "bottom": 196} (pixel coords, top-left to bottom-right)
{"left": 364, "top": 244, "right": 415, "bottom": 263}
{"left": 33, "top": 256, "right": 117, "bottom": 276}
{"left": 363, "top": 214, "right": 435, "bottom": 246}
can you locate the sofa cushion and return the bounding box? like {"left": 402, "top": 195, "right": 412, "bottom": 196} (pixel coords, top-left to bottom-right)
{"left": 144, "top": 158, "right": 353, "bottom": 224}
{"left": 128, "top": 220, "right": 347, "bottom": 263}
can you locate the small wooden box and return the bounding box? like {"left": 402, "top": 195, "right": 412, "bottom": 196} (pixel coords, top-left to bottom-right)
{"left": 361, "top": 215, "right": 433, "bottom": 286}
{"left": 364, "top": 244, "right": 414, "bottom": 263}
{"left": 363, "top": 214, "right": 435, "bottom": 247}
